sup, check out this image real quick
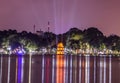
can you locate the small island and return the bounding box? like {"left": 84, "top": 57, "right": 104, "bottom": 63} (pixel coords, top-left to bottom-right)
{"left": 0, "top": 27, "right": 120, "bottom": 56}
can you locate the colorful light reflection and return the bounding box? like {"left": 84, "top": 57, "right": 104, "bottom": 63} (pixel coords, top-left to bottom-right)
{"left": 56, "top": 55, "right": 65, "bottom": 83}
{"left": 16, "top": 56, "right": 24, "bottom": 83}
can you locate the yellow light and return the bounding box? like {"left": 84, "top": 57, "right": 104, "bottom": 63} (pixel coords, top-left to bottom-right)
{"left": 56, "top": 55, "right": 64, "bottom": 83}
{"left": 57, "top": 42, "right": 64, "bottom": 55}
{"left": 56, "top": 42, "right": 65, "bottom": 83}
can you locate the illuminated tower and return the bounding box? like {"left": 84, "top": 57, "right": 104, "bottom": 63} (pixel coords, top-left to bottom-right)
{"left": 56, "top": 39, "right": 65, "bottom": 83}
{"left": 56, "top": 42, "right": 64, "bottom": 55}
{"left": 56, "top": 34, "right": 64, "bottom": 55}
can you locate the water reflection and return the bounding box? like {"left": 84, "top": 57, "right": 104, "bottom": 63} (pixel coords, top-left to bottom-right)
{"left": 7, "top": 56, "right": 11, "bottom": 83}
{"left": 56, "top": 55, "right": 64, "bottom": 83}
{"left": 52, "top": 55, "right": 56, "bottom": 83}
{"left": 0, "top": 55, "right": 120, "bottom": 83}
{"left": 42, "top": 55, "right": 45, "bottom": 83}
{"left": 28, "top": 55, "right": 31, "bottom": 83}
{"left": 93, "top": 56, "right": 96, "bottom": 83}
{"left": 85, "top": 56, "right": 90, "bottom": 83}
{"left": 0, "top": 55, "right": 2, "bottom": 83}
{"left": 109, "top": 55, "right": 112, "bottom": 83}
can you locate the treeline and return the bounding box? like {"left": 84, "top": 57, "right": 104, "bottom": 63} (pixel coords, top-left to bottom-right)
{"left": 0, "top": 27, "right": 120, "bottom": 53}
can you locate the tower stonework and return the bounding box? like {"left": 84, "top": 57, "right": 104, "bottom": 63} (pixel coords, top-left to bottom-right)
{"left": 57, "top": 42, "right": 64, "bottom": 55}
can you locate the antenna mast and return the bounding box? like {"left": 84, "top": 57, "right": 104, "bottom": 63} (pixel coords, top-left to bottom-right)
{"left": 48, "top": 21, "right": 50, "bottom": 32}
{"left": 33, "top": 24, "right": 36, "bottom": 33}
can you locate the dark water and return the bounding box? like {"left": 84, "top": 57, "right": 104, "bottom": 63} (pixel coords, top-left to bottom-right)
{"left": 0, "top": 54, "right": 120, "bottom": 83}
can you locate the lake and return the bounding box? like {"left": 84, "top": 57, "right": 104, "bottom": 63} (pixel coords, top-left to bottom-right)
{"left": 0, "top": 54, "right": 120, "bottom": 83}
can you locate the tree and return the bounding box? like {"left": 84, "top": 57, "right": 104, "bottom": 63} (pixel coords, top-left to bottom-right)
{"left": 83, "top": 27, "right": 104, "bottom": 48}
{"left": 65, "top": 27, "right": 84, "bottom": 49}
{"left": 105, "top": 35, "right": 120, "bottom": 50}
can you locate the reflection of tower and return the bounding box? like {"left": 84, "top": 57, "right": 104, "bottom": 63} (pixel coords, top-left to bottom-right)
{"left": 56, "top": 35, "right": 65, "bottom": 83}
{"left": 56, "top": 55, "right": 65, "bottom": 83}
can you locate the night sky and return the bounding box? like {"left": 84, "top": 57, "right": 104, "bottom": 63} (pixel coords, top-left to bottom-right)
{"left": 0, "top": 0, "right": 120, "bottom": 36}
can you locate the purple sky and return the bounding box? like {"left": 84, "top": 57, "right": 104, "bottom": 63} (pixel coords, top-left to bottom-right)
{"left": 0, "top": 0, "right": 120, "bottom": 36}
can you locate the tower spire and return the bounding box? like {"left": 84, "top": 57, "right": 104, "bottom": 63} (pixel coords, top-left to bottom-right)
{"left": 33, "top": 24, "right": 36, "bottom": 33}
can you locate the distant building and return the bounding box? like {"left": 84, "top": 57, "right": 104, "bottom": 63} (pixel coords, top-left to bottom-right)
{"left": 36, "top": 29, "right": 44, "bottom": 36}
